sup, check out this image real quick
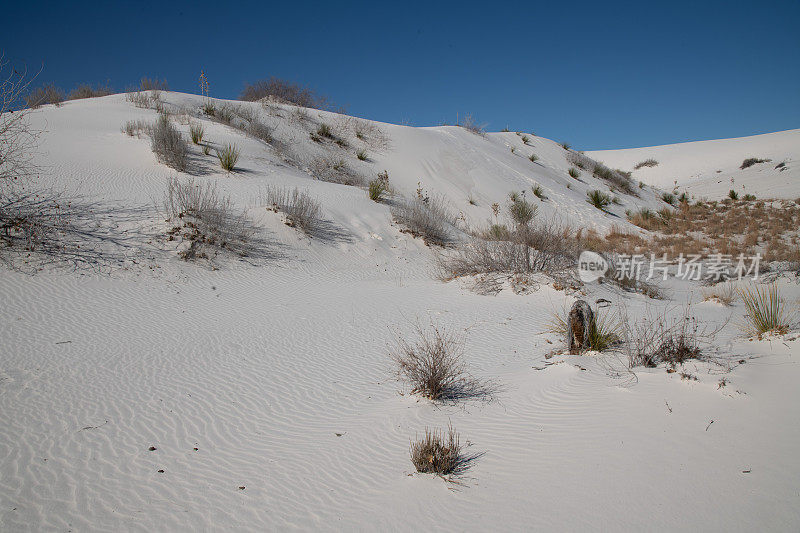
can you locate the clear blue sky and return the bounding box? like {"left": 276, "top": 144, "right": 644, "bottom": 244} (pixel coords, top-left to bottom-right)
{"left": 4, "top": 0, "right": 799, "bottom": 149}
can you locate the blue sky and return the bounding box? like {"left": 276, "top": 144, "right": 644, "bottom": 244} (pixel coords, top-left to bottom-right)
{"left": 4, "top": 0, "right": 798, "bottom": 149}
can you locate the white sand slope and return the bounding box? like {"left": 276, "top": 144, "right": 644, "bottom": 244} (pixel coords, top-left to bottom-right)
{"left": 1, "top": 94, "right": 799, "bottom": 531}
{"left": 587, "top": 129, "right": 800, "bottom": 200}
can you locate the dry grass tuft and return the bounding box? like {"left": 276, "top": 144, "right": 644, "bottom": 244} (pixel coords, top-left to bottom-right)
{"left": 702, "top": 282, "right": 737, "bottom": 306}
{"left": 263, "top": 185, "right": 322, "bottom": 235}
{"left": 739, "top": 283, "right": 793, "bottom": 335}
{"left": 410, "top": 424, "right": 463, "bottom": 476}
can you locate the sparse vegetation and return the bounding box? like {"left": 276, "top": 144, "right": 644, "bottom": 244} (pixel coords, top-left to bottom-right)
{"left": 216, "top": 144, "right": 240, "bottom": 172}
{"left": 240, "top": 77, "right": 335, "bottom": 110}
{"left": 739, "top": 283, "right": 792, "bottom": 335}
{"left": 458, "top": 114, "right": 486, "bottom": 136}
{"left": 309, "top": 157, "right": 365, "bottom": 187}
{"left": 728, "top": 189, "right": 739, "bottom": 200}
{"left": 357, "top": 149, "right": 368, "bottom": 161}
{"left": 634, "top": 158, "right": 659, "bottom": 169}
{"left": 740, "top": 157, "right": 771, "bottom": 169}
{"left": 25, "top": 84, "right": 65, "bottom": 108}
{"left": 702, "top": 282, "right": 737, "bottom": 306}
{"left": 662, "top": 192, "right": 676, "bottom": 205}
{"left": 531, "top": 184, "right": 546, "bottom": 200}
{"left": 189, "top": 122, "right": 204, "bottom": 144}
{"left": 139, "top": 77, "right": 169, "bottom": 91}
{"left": 586, "top": 189, "right": 612, "bottom": 210}
{"left": 263, "top": 185, "right": 322, "bottom": 235}
{"left": 68, "top": 82, "right": 114, "bottom": 100}
{"left": 368, "top": 171, "right": 389, "bottom": 202}
{"left": 549, "top": 307, "right": 622, "bottom": 353}
{"left": 391, "top": 193, "right": 456, "bottom": 246}
{"left": 568, "top": 167, "right": 580, "bottom": 178}
{"left": 529, "top": 153, "right": 538, "bottom": 162}
{"left": 151, "top": 114, "right": 188, "bottom": 171}
{"left": 410, "top": 424, "right": 463, "bottom": 476}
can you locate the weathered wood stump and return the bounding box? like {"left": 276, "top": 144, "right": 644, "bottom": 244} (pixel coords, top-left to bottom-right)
{"left": 567, "top": 299, "right": 594, "bottom": 354}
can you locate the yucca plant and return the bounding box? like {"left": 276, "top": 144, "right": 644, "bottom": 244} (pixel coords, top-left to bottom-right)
{"left": 357, "top": 149, "right": 368, "bottom": 161}
{"left": 529, "top": 153, "right": 539, "bottom": 162}
{"left": 368, "top": 173, "right": 389, "bottom": 202}
{"left": 216, "top": 143, "right": 240, "bottom": 172}
{"left": 586, "top": 189, "right": 611, "bottom": 209}
{"left": 521, "top": 134, "right": 530, "bottom": 144}
{"left": 728, "top": 189, "right": 739, "bottom": 200}
{"left": 661, "top": 192, "right": 676, "bottom": 205}
{"left": 739, "top": 283, "right": 792, "bottom": 335}
{"left": 531, "top": 184, "right": 546, "bottom": 200}
{"left": 568, "top": 167, "right": 580, "bottom": 178}
{"left": 189, "top": 122, "right": 204, "bottom": 144}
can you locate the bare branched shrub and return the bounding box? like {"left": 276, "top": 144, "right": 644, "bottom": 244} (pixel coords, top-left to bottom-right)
{"left": 1, "top": 58, "right": 39, "bottom": 189}
{"left": 308, "top": 156, "right": 365, "bottom": 186}
{"left": 458, "top": 114, "right": 486, "bottom": 136}
{"left": 126, "top": 91, "right": 151, "bottom": 108}
{"left": 68, "top": 82, "right": 113, "bottom": 100}
{"left": 621, "top": 306, "right": 724, "bottom": 368}
{"left": 151, "top": 114, "right": 188, "bottom": 171}
{"left": 240, "top": 77, "right": 334, "bottom": 110}
{"left": 122, "top": 119, "right": 150, "bottom": 137}
{"left": 410, "top": 424, "right": 463, "bottom": 476}
{"left": 263, "top": 185, "right": 322, "bottom": 235}
{"left": 139, "top": 77, "right": 169, "bottom": 91}
{"left": 25, "top": 84, "right": 64, "bottom": 108}
{"left": 391, "top": 194, "right": 457, "bottom": 246}
{"left": 392, "top": 323, "right": 490, "bottom": 401}
{"left": 633, "top": 158, "right": 658, "bottom": 169}
{"left": 164, "top": 178, "right": 262, "bottom": 261}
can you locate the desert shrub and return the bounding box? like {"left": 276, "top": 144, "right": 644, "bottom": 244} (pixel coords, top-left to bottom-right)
{"left": 215, "top": 104, "right": 234, "bottom": 124}
{"left": 508, "top": 193, "right": 537, "bottom": 226}
{"left": 728, "top": 189, "right": 739, "bottom": 200}
{"left": 634, "top": 158, "right": 658, "bottom": 169}
{"left": 126, "top": 91, "right": 151, "bottom": 108}
{"left": 587, "top": 189, "right": 611, "bottom": 209}
{"left": 240, "top": 77, "right": 333, "bottom": 109}
{"left": 739, "top": 283, "right": 792, "bottom": 335}
{"left": 740, "top": 157, "right": 770, "bottom": 169}
{"left": 391, "top": 323, "right": 489, "bottom": 401}
{"left": 308, "top": 157, "right": 365, "bottom": 186}
{"left": 189, "top": 122, "right": 204, "bottom": 144}
{"left": 25, "top": 84, "right": 65, "bottom": 108}
{"left": 622, "top": 307, "right": 719, "bottom": 368}
{"left": 662, "top": 192, "right": 676, "bottom": 205}
{"left": 702, "top": 282, "right": 737, "bottom": 306}
{"left": 410, "top": 424, "right": 463, "bottom": 476}
{"left": 568, "top": 167, "right": 580, "bottom": 178}
{"left": 566, "top": 151, "right": 635, "bottom": 195}
{"left": 163, "top": 177, "right": 257, "bottom": 261}
{"left": 678, "top": 192, "right": 690, "bottom": 204}
{"left": 246, "top": 119, "right": 273, "bottom": 143}
{"left": 122, "top": 119, "right": 150, "bottom": 137}
{"left": 560, "top": 142, "right": 570, "bottom": 150}
{"left": 68, "top": 82, "right": 114, "bottom": 100}
{"left": 216, "top": 143, "right": 240, "bottom": 172}
{"left": 317, "top": 123, "right": 334, "bottom": 138}
{"left": 529, "top": 153, "right": 538, "bottom": 162}
{"left": 391, "top": 194, "right": 456, "bottom": 246}
{"left": 357, "top": 149, "right": 368, "bottom": 161}
{"left": 742, "top": 193, "right": 756, "bottom": 201}
{"left": 521, "top": 134, "right": 530, "bottom": 144}
{"left": 202, "top": 101, "right": 216, "bottom": 116}
{"left": 531, "top": 184, "right": 546, "bottom": 200}
{"left": 458, "top": 114, "right": 486, "bottom": 136}
{"left": 368, "top": 171, "right": 389, "bottom": 202}
{"left": 139, "top": 77, "right": 169, "bottom": 91}
{"left": 151, "top": 114, "right": 188, "bottom": 171}
{"left": 263, "top": 185, "right": 322, "bottom": 235}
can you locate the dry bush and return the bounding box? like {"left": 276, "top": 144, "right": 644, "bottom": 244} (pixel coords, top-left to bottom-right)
{"left": 458, "top": 114, "right": 486, "bottom": 136}
{"left": 368, "top": 171, "right": 389, "bottom": 202}
{"left": 634, "top": 158, "right": 658, "bottom": 169}
{"left": 263, "top": 185, "right": 322, "bottom": 235}
{"left": 139, "top": 77, "right": 169, "bottom": 91}
{"left": 122, "top": 119, "right": 150, "bottom": 137}
{"left": 410, "top": 424, "right": 463, "bottom": 476}
{"left": 164, "top": 178, "right": 261, "bottom": 261}
{"left": 702, "top": 282, "right": 737, "bottom": 306}
{"left": 739, "top": 283, "right": 793, "bottom": 335}
{"left": 392, "top": 323, "right": 489, "bottom": 401}
{"left": 125, "top": 91, "right": 151, "bottom": 108}
{"left": 353, "top": 119, "right": 390, "bottom": 150}
{"left": 1, "top": 58, "right": 40, "bottom": 189}
{"left": 151, "top": 114, "right": 188, "bottom": 171}
{"left": 391, "top": 194, "right": 457, "bottom": 246}
{"left": 25, "top": 84, "right": 64, "bottom": 108}
{"left": 308, "top": 156, "right": 365, "bottom": 186}
{"left": 740, "top": 157, "right": 770, "bottom": 170}
{"left": 240, "top": 77, "right": 334, "bottom": 109}
{"left": 68, "top": 82, "right": 113, "bottom": 100}
{"left": 621, "top": 306, "right": 723, "bottom": 368}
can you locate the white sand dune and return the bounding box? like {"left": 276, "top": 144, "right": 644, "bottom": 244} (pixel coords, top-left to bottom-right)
{"left": 1, "top": 94, "right": 799, "bottom": 531}
{"left": 588, "top": 129, "right": 800, "bottom": 200}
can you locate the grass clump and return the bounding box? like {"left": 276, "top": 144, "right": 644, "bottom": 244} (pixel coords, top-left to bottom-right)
{"left": 368, "top": 171, "right": 389, "bottom": 202}
{"left": 410, "top": 424, "right": 462, "bottom": 476}
{"left": 728, "top": 189, "right": 739, "bottom": 200}
{"left": 568, "top": 167, "right": 580, "bottom": 178}
{"left": 391, "top": 194, "right": 456, "bottom": 246}
{"left": 702, "top": 282, "right": 737, "bottom": 306}
{"left": 357, "top": 149, "right": 368, "bottom": 161}
{"left": 189, "top": 122, "right": 204, "bottom": 144}
{"left": 740, "top": 157, "right": 770, "bottom": 169}
{"left": 216, "top": 143, "right": 240, "bottom": 172}
{"left": 662, "top": 192, "right": 676, "bottom": 205}
{"left": 263, "top": 185, "right": 322, "bottom": 235}
{"left": 634, "top": 158, "right": 658, "bottom": 169}
{"left": 739, "top": 283, "right": 792, "bottom": 335}
{"left": 531, "top": 184, "right": 546, "bottom": 200}
{"left": 586, "top": 189, "right": 611, "bottom": 210}
{"left": 529, "top": 153, "right": 539, "bottom": 162}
